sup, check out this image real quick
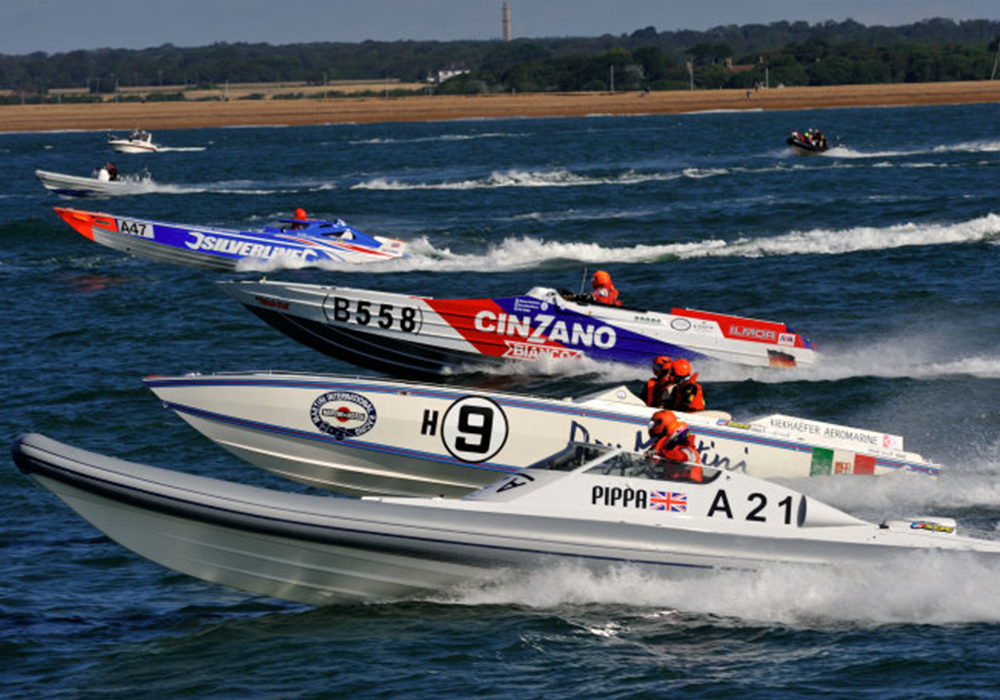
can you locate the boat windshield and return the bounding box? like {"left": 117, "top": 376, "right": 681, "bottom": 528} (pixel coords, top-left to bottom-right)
{"left": 526, "top": 442, "right": 612, "bottom": 472}
{"left": 584, "top": 450, "right": 721, "bottom": 484}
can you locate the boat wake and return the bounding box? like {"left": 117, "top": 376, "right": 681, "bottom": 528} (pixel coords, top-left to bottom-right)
{"left": 301, "top": 235, "right": 707, "bottom": 274}
{"left": 352, "top": 168, "right": 682, "bottom": 191}
{"left": 695, "top": 213, "right": 1000, "bottom": 259}
{"left": 428, "top": 555, "right": 1000, "bottom": 626}
{"left": 819, "top": 139, "right": 1000, "bottom": 159}
{"left": 702, "top": 340, "right": 1000, "bottom": 385}
{"left": 156, "top": 146, "right": 207, "bottom": 152}
{"left": 297, "top": 212, "right": 1000, "bottom": 275}
{"left": 349, "top": 131, "right": 527, "bottom": 146}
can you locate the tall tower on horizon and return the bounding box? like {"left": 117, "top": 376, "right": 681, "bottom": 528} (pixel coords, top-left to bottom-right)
{"left": 502, "top": 2, "right": 511, "bottom": 41}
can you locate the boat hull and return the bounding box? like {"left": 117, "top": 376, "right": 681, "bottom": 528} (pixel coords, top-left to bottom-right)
{"left": 144, "top": 372, "right": 938, "bottom": 498}
{"left": 11, "top": 433, "right": 993, "bottom": 605}
{"left": 220, "top": 281, "right": 818, "bottom": 377}
{"left": 786, "top": 137, "right": 828, "bottom": 155}
{"left": 108, "top": 139, "right": 158, "bottom": 154}
{"left": 52, "top": 208, "right": 408, "bottom": 270}
{"left": 34, "top": 169, "right": 148, "bottom": 198}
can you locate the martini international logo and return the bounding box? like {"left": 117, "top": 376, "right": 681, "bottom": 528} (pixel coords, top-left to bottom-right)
{"left": 310, "top": 391, "right": 377, "bottom": 441}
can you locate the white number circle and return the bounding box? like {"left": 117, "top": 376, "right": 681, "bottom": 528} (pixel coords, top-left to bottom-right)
{"left": 441, "top": 396, "right": 508, "bottom": 463}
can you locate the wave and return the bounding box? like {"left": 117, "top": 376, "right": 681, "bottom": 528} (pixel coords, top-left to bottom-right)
{"left": 349, "top": 131, "right": 526, "bottom": 146}
{"left": 823, "top": 139, "right": 1000, "bottom": 159}
{"left": 303, "top": 235, "right": 710, "bottom": 275}
{"left": 700, "top": 334, "right": 1000, "bottom": 384}
{"left": 302, "top": 212, "right": 1000, "bottom": 276}
{"left": 433, "top": 553, "right": 1000, "bottom": 625}
{"left": 157, "top": 146, "right": 207, "bottom": 152}
{"left": 351, "top": 168, "right": 682, "bottom": 191}
{"left": 694, "top": 213, "right": 1000, "bottom": 259}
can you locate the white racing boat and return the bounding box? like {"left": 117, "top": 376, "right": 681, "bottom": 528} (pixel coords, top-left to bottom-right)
{"left": 107, "top": 129, "right": 160, "bottom": 153}
{"left": 12, "top": 433, "right": 997, "bottom": 606}
{"left": 219, "top": 280, "right": 818, "bottom": 377}
{"left": 144, "top": 371, "right": 940, "bottom": 498}
{"left": 35, "top": 168, "right": 153, "bottom": 198}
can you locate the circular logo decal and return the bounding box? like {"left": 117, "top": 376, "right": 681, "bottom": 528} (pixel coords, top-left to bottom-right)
{"left": 441, "top": 396, "right": 509, "bottom": 463}
{"left": 670, "top": 318, "right": 692, "bottom": 332}
{"left": 310, "top": 391, "right": 377, "bottom": 441}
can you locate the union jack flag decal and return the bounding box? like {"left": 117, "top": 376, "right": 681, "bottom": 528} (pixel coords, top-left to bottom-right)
{"left": 650, "top": 491, "right": 687, "bottom": 513}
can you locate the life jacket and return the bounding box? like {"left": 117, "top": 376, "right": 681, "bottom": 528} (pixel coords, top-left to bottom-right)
{"left": 592, "top": 283, "right": 620, "bottom": 306}
{"left": 652, "top": 434, "right": 703, "bottom": 481}
{"left": 670, "top": 374, "right": 705, "bottom": 412}
{"left": 643, "top": 375, "right": 674, "bottom": 408}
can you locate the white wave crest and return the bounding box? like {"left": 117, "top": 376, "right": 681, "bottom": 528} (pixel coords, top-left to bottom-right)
{"left": 307, "top": 235, "right": 717, "bottom": 274}
{"left": 694, "top": 213, "right": 1000, "bottom": 259}
{"left": 351, "top": 168, "right": 680, "bottom": 191}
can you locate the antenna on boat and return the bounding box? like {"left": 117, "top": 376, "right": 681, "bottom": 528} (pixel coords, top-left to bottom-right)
{"left": 992, "top": 39, "right": 1000, "bottom": 80}
{"left": 579, "top": 267, "right": 589, "bottom": 295}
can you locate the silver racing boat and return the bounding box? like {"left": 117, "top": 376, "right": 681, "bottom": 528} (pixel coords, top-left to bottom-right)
{"left": 12, "top": 433, "right": 996, "bottom": 606}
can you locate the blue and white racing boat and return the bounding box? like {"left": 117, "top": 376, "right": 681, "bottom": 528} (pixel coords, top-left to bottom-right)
{"left": 52, "top": 207, "right": 409, "bottom": 270}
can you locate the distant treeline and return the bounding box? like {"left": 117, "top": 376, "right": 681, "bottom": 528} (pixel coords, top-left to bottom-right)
{"left": 2, "top": 17, "right": 999, "bottom": 100}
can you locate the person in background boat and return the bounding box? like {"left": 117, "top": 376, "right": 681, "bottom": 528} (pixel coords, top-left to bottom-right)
{"left": 290, "top": 207, "right": 309, "bottom": 230}
{"left": 643, "top": 355, "right": 675, "bottom": 408}
{"left": 647, "top": 409, "right": 703, "bottom": 482}
{"left": 590, "top": 270, "right": 621, "bottom": 306}
{"left": 97, "top": 162, "right": 119, "bottom": 182}
{"left": 667, "top": 358, "right": 706, "bottom": 412}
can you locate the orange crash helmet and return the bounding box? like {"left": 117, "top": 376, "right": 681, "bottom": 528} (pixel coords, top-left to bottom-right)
{"left": 592, "top": 270, "right": 611, "bottom": 288}
{"left": 673, "top": 358, "right": 692, "bottom": 380}
{"left": 294, "top": 207, "right": 308, "bottom": 220}
{"left": 652, "top": 355, "right": 673, "bottom": 376}
{"left": 648, "top": 409, "right": 678, "bottom": 439}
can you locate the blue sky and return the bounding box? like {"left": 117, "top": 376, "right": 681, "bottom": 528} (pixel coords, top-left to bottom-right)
{"left": 3, "top": 0, "right": 998, "bottom": 56}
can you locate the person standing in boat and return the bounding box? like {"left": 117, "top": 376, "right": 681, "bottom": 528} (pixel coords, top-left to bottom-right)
{"left": 589, "top": 270, "right": 621, "bottom": 306}
{"left": 643, "top": 355, "right": 676, "bottom": 408}
{"left": 667, "top": 358, "right": 706, "bottom": 412}
{"left": 647, "top": 409, "right": 703, "bottom": 482}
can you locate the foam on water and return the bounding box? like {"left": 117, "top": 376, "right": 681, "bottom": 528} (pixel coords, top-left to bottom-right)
{"left": 435, "top": 554, "right": 1000, "bottom": 626}
{"left": 299, "top": 212, "right": 1000, "bottom": 275}
{"left": 694, "top": 213, "right": 1000, "bottom": 259}
{"left": 352, "top": 167, "right": 683, "bottom": 191}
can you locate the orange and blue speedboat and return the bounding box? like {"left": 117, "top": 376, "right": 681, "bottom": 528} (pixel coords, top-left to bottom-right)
{"left": 51, "top": 206, "right": 409, "bottom": 270}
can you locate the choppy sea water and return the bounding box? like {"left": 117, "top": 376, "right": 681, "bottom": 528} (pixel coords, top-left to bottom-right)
{"left": 2, "top": 102, "right": 1000, "bottom": 699}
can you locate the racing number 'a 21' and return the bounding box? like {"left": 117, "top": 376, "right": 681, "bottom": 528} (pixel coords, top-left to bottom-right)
{"left": 708, "top": 490, "right": 797, "bottom": 525}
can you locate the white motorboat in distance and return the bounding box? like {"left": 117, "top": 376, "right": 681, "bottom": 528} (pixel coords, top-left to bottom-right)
{"left": 144, "top": 371, "right": 939, "bottom": 498}
{"left": 12, "top": 433, "right": 997, "bottom": 606}
{"left": 108, "top": 129, "right": 160, "bottom": 153}
{"left": 219, "top": 280, "right": 818, "bottom": 377}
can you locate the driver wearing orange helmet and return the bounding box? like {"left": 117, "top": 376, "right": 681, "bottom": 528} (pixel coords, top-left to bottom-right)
{"left": 647, "top": 409, "right": 702, "bottom": 482}
{"left": 667, "top": 358, "right": 705, "bottom": 412}
{"left": 290, "top": 207, "right": 309, "bottom": 230}
{"left": 589, "top": 270, "right": 621, "bottom": 306}
{"left": 643, "top": 355, "right": 675, "bottom": 408}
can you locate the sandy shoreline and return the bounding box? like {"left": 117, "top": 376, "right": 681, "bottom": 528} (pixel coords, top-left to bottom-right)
{"left": 2, "top": 81, "right": 999, "bottom": 133}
